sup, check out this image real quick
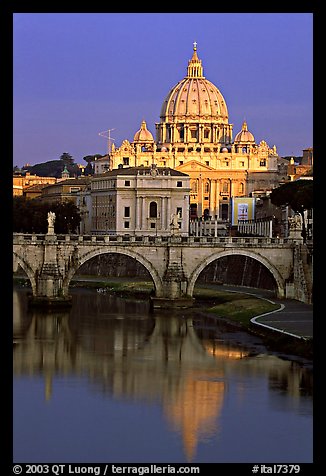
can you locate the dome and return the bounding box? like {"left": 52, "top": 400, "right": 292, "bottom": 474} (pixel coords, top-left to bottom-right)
{"left": 234, "top": 121, "right": 255, "bottom": 143}
{"left": 160, "top": 44, "right": 229, "bottom": 124}
{"left": 133, "top": 120, "right": 154, "bottom": 142}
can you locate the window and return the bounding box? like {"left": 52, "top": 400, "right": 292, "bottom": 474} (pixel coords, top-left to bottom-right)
{"left": 176, "top": 207, "right": 182, "bottom": 218}
{"left": 124, "top": 206, "right": 130, "bottom": 218}
{"left": 124, "top": 180, "right": 130, "bottom": 186}
{"left": 221, "top": 203, "right": 228, "bottom": 220}
{"left": 124, "top": 221, "right": 130, "bottom": 228}
{"left": 179, "top": 161, "right": 183, "bottom": 165}
{"left": 190, "top": 204, "right": 197, "bottom": 219}
{"left": 123, "top": 157, "right": 129, "bottom": 166}
{"left": 191, "top": 180, "right": 198, "bottom": 193}
{"left": 150, "top": 222, "right": 156, "bottom": 229}
{"left": 260, "top": 159, "right": 266, "bottom": 166}
{"left": 149, "top": 201, "right": 157, "bottom": 218}
{"left": 177, "top": 181, "right": 182, "bottom": 187}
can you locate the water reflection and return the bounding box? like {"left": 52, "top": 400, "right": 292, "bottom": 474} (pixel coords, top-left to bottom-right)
{"left": 13, "top": 286, "right": 313, "bottom": 463}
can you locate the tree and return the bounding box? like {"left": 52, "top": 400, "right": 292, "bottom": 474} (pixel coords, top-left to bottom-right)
{"left": 270, "top": 179, "right": 313, "bottom": 242}
{"left": 60, "top": 152, "right": 74, "bottom": 165}
{"left": 83, "top": 154, "right": 102, "bottom": 175}
{"left": 13, "top": 197, "right": 81, "bottom": 234}
{"left": 51, "top": 201, "right": 81, "bottom": 233}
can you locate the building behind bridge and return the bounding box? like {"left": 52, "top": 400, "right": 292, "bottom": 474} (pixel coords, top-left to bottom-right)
{"left": 92, "top": 43, "right": 290, "bottom": 222}
{"left": 13, "top": 44, "right": 313, "bottom": 240}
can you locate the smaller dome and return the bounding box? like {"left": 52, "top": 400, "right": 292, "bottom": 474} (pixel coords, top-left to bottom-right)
{"left": 133, "top": 120, "right": 154, "bottom": 142}
{"left": 234, "top": 120, "right": 255, "bottom": 143}
{"left": 221, "top": 147, "right": 229, "bottom": 152}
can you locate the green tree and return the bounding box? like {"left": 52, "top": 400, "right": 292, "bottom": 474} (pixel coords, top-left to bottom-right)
{"left": 13, "top": 197, "right": 81, "bottom": 234}
{"left": 270, "top": 179, "right": 313, "bottom": 242}
{"left": 83, "top": 154, "right": 102, "bottom": 175}
{"left": 51, "top": 201, "right": 81, "bottom": 233}
{"left": 60, "top": 152, "right": 74, "bottom": 165}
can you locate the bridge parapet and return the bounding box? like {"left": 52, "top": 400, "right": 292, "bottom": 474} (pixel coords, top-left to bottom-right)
{"left": 13, "top": 233, "right": 294, "bottom": 248}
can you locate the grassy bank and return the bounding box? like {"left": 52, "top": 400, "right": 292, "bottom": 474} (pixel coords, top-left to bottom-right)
{"left": 70, "top": 275, "right": 154, "bottom": 297}
{"left": 193, "top": 287, "right": 279, "bottom": 326}
{"left": 193, "top": 286, "right": 313, "bottom": 361}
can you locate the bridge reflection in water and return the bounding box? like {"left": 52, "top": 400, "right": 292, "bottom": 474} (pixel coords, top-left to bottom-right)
{"left": 13, "top": 287, "right": 312, "bottom": 462}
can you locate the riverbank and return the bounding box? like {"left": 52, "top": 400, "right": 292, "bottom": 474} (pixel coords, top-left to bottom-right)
{"left": 70, "top": 276, "right": 313, "bottom": 362}
{"left": 14, "top": 275, "right": 313, "bottom": 362}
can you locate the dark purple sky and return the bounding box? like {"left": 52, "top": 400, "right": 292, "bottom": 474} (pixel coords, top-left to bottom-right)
{"left": 13, "top": 13, "right": 313, "bottom": 167}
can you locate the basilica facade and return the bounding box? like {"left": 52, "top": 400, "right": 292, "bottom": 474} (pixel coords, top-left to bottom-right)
{"left": 93, "top": 43, "right": 288, "bottom": 221}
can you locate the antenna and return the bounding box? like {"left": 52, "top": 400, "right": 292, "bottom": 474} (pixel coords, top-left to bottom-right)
{"left": 98, "top": 128, "right": 116, "bottom": 154}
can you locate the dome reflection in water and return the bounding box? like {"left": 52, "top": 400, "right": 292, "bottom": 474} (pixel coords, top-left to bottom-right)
{"left": 13, "top": 285, "right": 312, "bottom": 463}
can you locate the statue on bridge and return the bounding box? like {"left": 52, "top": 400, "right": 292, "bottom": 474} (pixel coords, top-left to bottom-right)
{"left": 47, "top": 211, "right": 56, "bottom": 235}
{"left": 170, "top": 213, "right": 181, "bottom": 236}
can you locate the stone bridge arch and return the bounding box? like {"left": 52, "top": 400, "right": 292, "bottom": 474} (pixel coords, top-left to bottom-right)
{"left": 62, "top": 247, "right": 164, "bottom": 297}
{"left": 187, "top": 249, "right": 285, "bottom": 298}
{"left": 13, "top": 251, "right": 38, "bottom": 296}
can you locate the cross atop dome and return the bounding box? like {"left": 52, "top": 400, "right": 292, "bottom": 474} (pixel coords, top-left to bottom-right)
{"left": 187, "top": 42, "right": 204, "bottom": 78}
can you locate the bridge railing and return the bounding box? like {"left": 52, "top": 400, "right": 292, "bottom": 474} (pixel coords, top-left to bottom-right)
{"left": 13, "top": 233, "right": 295, "bottom": 247}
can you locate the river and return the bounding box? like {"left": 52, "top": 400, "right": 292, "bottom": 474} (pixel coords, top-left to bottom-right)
{"left": 13, "top": 284, "right": 313, "bottom": 464}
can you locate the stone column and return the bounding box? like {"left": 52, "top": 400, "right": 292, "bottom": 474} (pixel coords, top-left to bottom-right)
{"left": 160, "top": 197, "right": 165, "bottom": 231}
{"left": 141, "top": 197, "right": 146, "bottom": 231}
{"left": 215, "top": 180, "right": 220, "bottom": 218}
{"left": 183, "top": 194, "right": 189, "bottom": 234}
{"left": 167, "top": 197, "right": 171, "bottom": 227}
{"left": 136, "top": 196, "right": 141, "bottom": 230}
{"left": 210, "top": 180, "right": 216, "bottom": 217}
{"left": 197, "top": 177, "right": 203, "bottom": 217}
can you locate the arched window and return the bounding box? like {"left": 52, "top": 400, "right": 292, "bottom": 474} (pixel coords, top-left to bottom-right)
{"left": 239, "top": 182, "right": 244, "bottom": 194}
{"left": 149, "top": 202, "right": 157, "bottom": 218}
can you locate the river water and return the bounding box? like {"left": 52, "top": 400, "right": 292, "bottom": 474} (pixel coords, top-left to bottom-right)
{"left": 13, "top": 284, "right": 313, "bottom": 464}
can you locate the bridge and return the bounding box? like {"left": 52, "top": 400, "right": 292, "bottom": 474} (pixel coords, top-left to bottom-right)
{"left": 13, "top": 233, "right": 313, "bottom": 307}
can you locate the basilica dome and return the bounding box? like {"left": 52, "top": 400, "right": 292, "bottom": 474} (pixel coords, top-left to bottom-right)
{"left": 234, "top": 121, "right": 255, "bottom": 143}
{"left": 133, "top": 120, "right": 154, "bottom": 142}
{"left": 160, "top": 44, "right": 229, "bottom": 125}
